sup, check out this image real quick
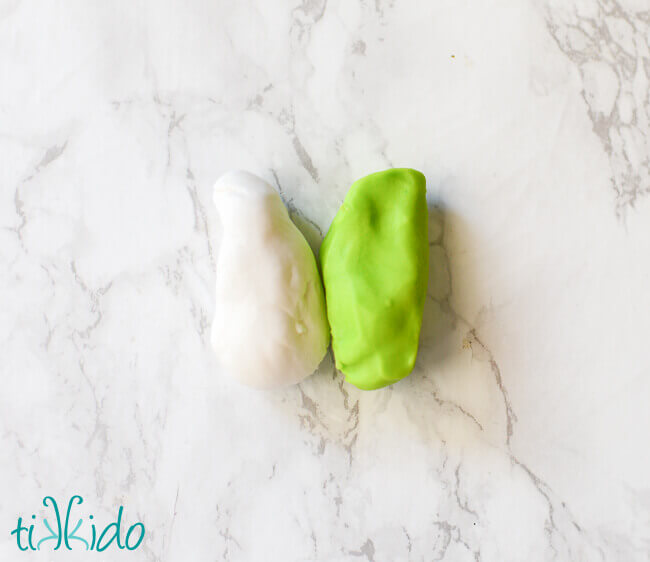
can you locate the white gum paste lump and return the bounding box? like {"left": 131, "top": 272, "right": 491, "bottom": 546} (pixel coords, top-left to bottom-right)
{"left": 211, "top": 171, "right": 330, "bottom": 388}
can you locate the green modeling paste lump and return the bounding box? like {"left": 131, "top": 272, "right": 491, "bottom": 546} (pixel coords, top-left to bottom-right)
{"left": 320, "top": 168, "right": 429, "bottom": 390}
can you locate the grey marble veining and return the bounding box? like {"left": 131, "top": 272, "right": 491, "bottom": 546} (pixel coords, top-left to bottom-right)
{"left": 1, "top": 1, "right": 649, "bottom": 560}
{"left": 545, "top": 0, "right": 650, "bottom": 216}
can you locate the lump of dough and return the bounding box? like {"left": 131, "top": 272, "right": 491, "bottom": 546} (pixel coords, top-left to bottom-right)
{"left": 319, "top": 168, "right": 429, "bottom": 390}
{"left": 211, "top": 170, "right": 330, "bottom": 388}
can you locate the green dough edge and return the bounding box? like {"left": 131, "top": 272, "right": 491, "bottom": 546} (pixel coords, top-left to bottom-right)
{"left": 320, "top": 168, "right": 429, "bottom": 390}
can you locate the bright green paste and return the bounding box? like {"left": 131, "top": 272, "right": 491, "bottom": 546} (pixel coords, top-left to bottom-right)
{"left": 320, "top": 168, "right": 429, "bottom": 390}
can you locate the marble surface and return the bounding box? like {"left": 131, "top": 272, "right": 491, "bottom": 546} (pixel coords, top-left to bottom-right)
{"left": 1, "top": 1, "right": 650, "bottom": 560}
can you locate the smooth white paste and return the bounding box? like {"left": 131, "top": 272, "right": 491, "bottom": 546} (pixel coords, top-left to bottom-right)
{"left": 211, "top": 171, "right": 330, "bottom": 388}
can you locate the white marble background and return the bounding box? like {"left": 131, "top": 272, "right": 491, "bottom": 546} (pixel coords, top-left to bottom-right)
{"left": 1, "top": 0, "right": 649, "bottom": 560}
